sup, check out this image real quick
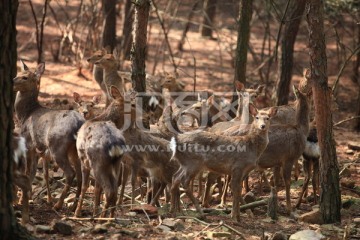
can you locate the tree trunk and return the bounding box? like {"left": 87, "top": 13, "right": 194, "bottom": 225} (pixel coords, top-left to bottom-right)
{"left": 178, "top": 1, "right": 200, "bottom": 51}
{"left": 354, "top": 23, "right": 360, "bottom": 131}
{"left": 0, "top": 1, "right": 33, "bottom": 239}
{"left": 200, "top": 0, "right": 217, "bottom": 38}
{"left": 231, "top": 0, "right": 253, "bottom": 118}
{"left": 131, "top": 0, "right": 149, "bottom": 93}
{"left": 131, "top": 0, "right": 150, "bottom": 128}
{"left": 102, "top": 0, "right": 117, "bottom": 51}
{"left": 122, "top": 0, "right": 134, "bottom": 60}
{"left": 276, "top": 0, "right": 306, "bottom": 106}
{"left": 306, "top": 0, "right": 341, "bottom": 223}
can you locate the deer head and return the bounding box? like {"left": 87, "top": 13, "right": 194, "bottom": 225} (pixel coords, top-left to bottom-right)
{"left": 13, "top": 60, "right": 45, "bottom": 92}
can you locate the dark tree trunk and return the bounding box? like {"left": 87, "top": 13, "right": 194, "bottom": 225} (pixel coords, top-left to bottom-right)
{"left": 102, "top": 0, "right": 117, "bottom": 51}
{"left": 354, "top": 24, "right": 360, "bottom": 131}
{"left": 200, "top": 0, "right": 217, "bottom": 38}
{"left": 276, "top": 0, "right": 307, "bottom": 106}
{"left": 231, "top": 0, "right": 253, "bottom": 118}
{"left": 306, "top": 0, "right": 341, "bottom": 223}
{"left": 131, "top": 0, "right": 149, "bottom": 93}
{"left": 122, "top": 0, "right": 134, "bottom": 60}
{"left": 131, "top": 0, "right": 150, "bottom": 129}
{"left": 0, "top": 1, "right": 33, "bottom": 239}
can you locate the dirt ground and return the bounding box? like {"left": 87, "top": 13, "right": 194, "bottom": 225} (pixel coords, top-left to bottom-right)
{"left": 13, "top": 0, "right": 360, "bottom": 239}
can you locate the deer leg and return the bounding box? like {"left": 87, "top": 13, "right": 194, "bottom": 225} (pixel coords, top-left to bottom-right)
{"left": 230, "top": 173, "right": 242, "bottom": 222}
{"left": 69, "top": 148, "right": 82, "bottom": 212}
{"left": 282, "top": 164, "right": 293, "bottom": 214}
{"left": 53, "top": 151, "right": 75, "bottom": 211}
{"left": 117, "top": 163, "right": 129, "bottom": 206}
{"left": 293, "top": 159, "right": 300, "bottom": 181}
{"left": 150, "top": 182, "right": 166, "bottom": 206}
{"left": 170, "top": 170, "right": 182, "bottom": 215}
{"left": 220, "top": 175, "right": 231, "bottom": 207}
{"left": 93, "top": 182, "right": 102, "bottom": 216}
{"left": 295, "top": 159, "right": 310, "bottom": 209}
{"left": 130, "top": 163, "right": 138, "bottom": 206}
{"left": 198, "top": 171, "right": 204, "bottom": 199}
{"left": 103, "top": 190, "right": 117, "bottom": 218}
{"left": 75, "top": 160, "right": 90, "bottom": 217}
{"left": 202, "top": 172, "right": 217, "bottom": 208}
{"left": 14, "top": 172, "right": 31, "bottom": 224}
{"left": 42, "top": 156, "right": 52, "bottom": 203}
{"left": 102, "top": 176, "right": 118, "bottom": 218}
{"left": 312, "top": 159, "right": 319, "bottom": 204}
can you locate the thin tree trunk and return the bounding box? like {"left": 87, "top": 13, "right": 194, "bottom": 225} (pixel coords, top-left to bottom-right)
{"left": 231, "top": 0, "right": 253, "bottom": 118}
{"left": 177, "top": 1, "right": 200, "bottom": 51}
{"left": 276, "top": 0, "right": 306, "bottom": 106}
{"left": 0, "top": 1, "right": 33, "bottom": 239}
{"left": 102, "top": 0, "right": 117, "bottom": 51}
{"left": 354, "top": 24, "right": 360, "bottom": 131}
{"left": 200, "top": 0, "right": 217, "bottom": 38}
{"left": 122, "top": 0, "right": 134, "bottom": 60}
{"left": 131, "top": 0, "right": 149, "bottom": 93}
{"left": 131, "top": 0, "right": 150, "bottom": 130}
{"left": 306, "top": 0, "right": 341, "bottom": 223}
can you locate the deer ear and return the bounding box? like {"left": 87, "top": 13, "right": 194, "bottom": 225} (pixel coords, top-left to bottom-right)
{"left": 303, "top": 67, "right": 311, "bottom": 79}
{"left": 20, "top": 59, "right": 29, "bottom": 72}
{"left": 268, "top": 107, "right": 278, "bottom": 118}
{"left": 235, "top": 81, "right": 244, "bottom": 92}
{"left": 110, "top": 86, "right": 123, "bottom": 100}
{"left": 249, "top": 103, "right": 258, "bottom": 117}
{"left": 113, "top": 48, "right": 120, "bottom": 59}
{"left": 256, "top": 85, "right": 265, "bottom": 93}
{"left": 73, "top": 92, "right": 81, "bottom": 104}
{"left": 292, "top": 85, "right": 300, "bottom": 99}
{"left": 207, "top": 95, "right": 214, "bottom": 105}
{"left": 92, "top": 95, "right": 101, "bottom": 104}
{"left": 35, "top": 63, "right": 45, "bottom": 79}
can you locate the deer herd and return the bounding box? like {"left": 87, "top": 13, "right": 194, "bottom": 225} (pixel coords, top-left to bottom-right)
{"left": 11, "top": 49, "right": 320, "bottom": 225}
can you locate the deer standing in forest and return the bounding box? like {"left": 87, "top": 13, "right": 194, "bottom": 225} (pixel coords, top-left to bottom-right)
{"left": 13, "top": 60, "right": 84, "bottom": 212}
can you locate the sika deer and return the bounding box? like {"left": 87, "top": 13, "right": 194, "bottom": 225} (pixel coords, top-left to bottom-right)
{"left": 94, "top": 50, "right": 125, "bottom": 105}
{"left": 13, "top": 60, "right": 85, "bottom": 211}
{"left": 255, "top": 86, "right": 310, "bottom": 213}
{"left": 86, "top": 48, "right": 108, "bottom": 93}
{"left": 73, "top": 92, "right": 102, "bottom": 120}
{"left": 296, "top": 120, "right": 320, "bottom": 208}
{"left": 12, "top": 132, "right": 31, "bottom": 224}
{"left": 75, "top": 86, "right": 127, "bottom": 217}
{"left": 169, "top": 104, "right": 277, "bottom": 221}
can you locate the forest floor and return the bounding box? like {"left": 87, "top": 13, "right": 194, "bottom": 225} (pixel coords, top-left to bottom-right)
{"left": 13, "top": 0, "right": 360, "bottom": 239}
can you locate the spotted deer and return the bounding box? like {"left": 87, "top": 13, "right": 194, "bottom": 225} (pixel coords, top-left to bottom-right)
{"left": 169, "top": 104, "right": 277, "bottom": 221}
{"left": 13, "top": 60, "right": 85, "bottom": 212}
{"left": 75, "top": 86, "right": 127, "bottom": 217}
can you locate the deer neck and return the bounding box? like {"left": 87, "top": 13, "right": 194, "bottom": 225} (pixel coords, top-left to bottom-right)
{"left": 93, "top": 64, "right": 103, "bottom": 86}
{"left": 295, "top": 97, "right": 310, "bottom": 137}
{"left": 247, "top": 125, "right": 269, "bottom": 155}
{"left": 91, "top": 102, "right": 125, "bottom": 129}
{"left": 15, "top": 90, "right": 41, "bottom": 124}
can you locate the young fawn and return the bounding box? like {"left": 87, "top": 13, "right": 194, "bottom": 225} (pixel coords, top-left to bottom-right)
{"left": 12, "top": 132, "right": 31, "bottom": 224}
{"left": 73, "top": 92, "right": 102, "bottom": 120}
{"left": 13, "top": 60, "right": 85, "bottom": 212}
{"left": 169, "top": 104, "right": 277, "bottom": 221}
